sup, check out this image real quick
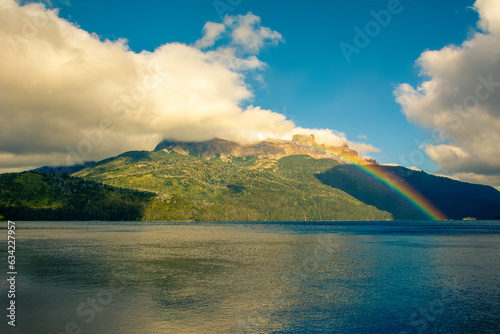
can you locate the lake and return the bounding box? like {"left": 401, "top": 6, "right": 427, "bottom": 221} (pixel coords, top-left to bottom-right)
{"left": 1, "top": 221, "right": 500, "bottom": 333}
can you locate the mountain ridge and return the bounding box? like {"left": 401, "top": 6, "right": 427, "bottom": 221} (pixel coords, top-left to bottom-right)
{"left": 317, "top": 165, "right": 500, "bottom": 220}
{"left": 153, "top": 135, "right": 371, "bottom": 164}
{"left": 69, "top": 146, "right": 391, "bottom": 221}
{"left": 3, "top": 136, "right": 499, "bottom": 221}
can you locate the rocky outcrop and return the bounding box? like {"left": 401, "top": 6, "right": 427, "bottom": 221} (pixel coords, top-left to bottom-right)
{"left": 292, "top": 134, "right": 372, "bottom": 164}
{"left": 154, "top": 135, "right": 376, "bottom": 164}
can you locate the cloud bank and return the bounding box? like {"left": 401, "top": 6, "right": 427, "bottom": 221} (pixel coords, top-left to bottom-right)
{"left": 0, "top": 0, "right": 376, "bottom": 171}
{"left": 395, "top": 0, "right": 500, "bottom": 188}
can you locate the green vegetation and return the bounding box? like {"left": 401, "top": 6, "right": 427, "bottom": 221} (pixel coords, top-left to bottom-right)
{"left": 4, "top": 146, "right": 500, "bottom": 221}
{"left": 0, "top": 172, "right": 154, "bottom": 220}
{"left": 316, "top": 165, "right": 424, "bottom": 220}
{"left": 317, "top": 165, "right": 500, "bottom": 220}
{"left": 71, "top": 151, "right": 392, "bottom": 221}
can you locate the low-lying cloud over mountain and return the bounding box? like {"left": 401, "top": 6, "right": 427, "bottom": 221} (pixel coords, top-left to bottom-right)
{"left": 0, "top": 0, "right": 377, "bottom": 172}
{"left": 395, "top": 0, "right": 500, "bottom": 188}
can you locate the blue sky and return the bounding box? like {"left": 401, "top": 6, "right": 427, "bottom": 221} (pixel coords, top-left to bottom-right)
{"left": 49, "top": 0, "right": 478, "bottom": 171}
{"left": 6, "top": 0, "right": 500, "bottom": 189}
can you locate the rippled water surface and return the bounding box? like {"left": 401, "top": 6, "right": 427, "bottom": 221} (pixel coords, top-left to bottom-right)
{"left": 1, "top": 221, "right": 500, "bottom": 333}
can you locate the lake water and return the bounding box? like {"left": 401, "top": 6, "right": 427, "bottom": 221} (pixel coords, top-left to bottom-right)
{"left": 1, "top": 221, "right": 500, "bottom": 333}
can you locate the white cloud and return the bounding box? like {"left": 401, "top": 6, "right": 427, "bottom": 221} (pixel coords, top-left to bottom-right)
{"left": 380, "top": 163, "right": 422, "bottom": 171}
{"left": 394, "top": 0, "right": 500, "bottom": 188}
{"left": 0, "top": 0, "right": 376, "bottom": 172}
{"left": 452, "top": 172, "right": 500, "bottom": 191}
{"left": 195, "top": 22, "right": 225, "bottom": 49}
{"left": 476, "top": 0, "right": 500, "bottom": 35}
{"left": 205, "top": 47, "right": 266, "bottom": 71}
{"left": 224, "top": 12, "right": 283, "bottom": 54}
{"left": 195, "top": 11, "right": 283, "bottom": 55}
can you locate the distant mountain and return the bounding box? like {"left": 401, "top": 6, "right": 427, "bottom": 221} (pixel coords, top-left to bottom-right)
{"left": 2, "top": 137, "right": 499, "bottom": 221}
{"left": 316, "top": 165, "right": 500, "bottom": 220}
{"left": 31, "top": 161, "right": 96, "bottom": 174}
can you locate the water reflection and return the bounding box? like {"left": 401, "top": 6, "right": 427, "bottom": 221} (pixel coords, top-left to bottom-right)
{"left": 0, "top": 222, "right": 499, "bottom": 333}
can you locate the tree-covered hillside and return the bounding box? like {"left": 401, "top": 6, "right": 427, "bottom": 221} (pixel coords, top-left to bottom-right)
{"left": 316, "top": 165, "right": 500, "bottom": 220}
{"left": 4, "top": 142, "right": 500, "bottom": 222}
{"left": 0, "top": 172, "right": 154, "bottom": 220}
{"left": 72, "top": 150, "right": 392, "bottom": 221}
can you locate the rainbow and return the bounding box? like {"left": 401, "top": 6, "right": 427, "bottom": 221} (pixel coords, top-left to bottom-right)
{"left": 345, "top": 161, "right": 447, "bottom": 220}
{"left": 297, "top": 138, "right": 447, "bottom": 220}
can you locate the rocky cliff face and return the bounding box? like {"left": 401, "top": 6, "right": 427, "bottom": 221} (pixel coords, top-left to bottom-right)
{"left": 291, "top": 134, "right": 372, "bottom": 164}
{"left": 154, "top": 135, "right": 376, "bottom": 164}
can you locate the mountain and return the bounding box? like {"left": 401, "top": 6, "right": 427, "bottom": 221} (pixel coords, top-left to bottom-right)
{"left": 2, "top": 136, "right": 500, "bottom": 221}
{"left": 72, "top": 145, "right": 391, "bottom": 221}
{"left": 316, "top": 165, "right": 500, "bottom": 220}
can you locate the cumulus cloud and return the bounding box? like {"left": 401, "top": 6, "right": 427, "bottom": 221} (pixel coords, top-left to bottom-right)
{"left": 0, "top": 0, "right": 375, "bottom": 171}
{"left": 394, "top": 0, "right": 500, "bottom": 188}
